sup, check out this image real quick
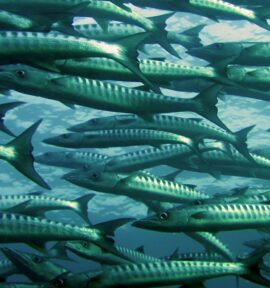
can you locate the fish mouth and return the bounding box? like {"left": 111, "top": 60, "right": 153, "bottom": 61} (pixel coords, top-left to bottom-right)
{"left": 1, "top": 248, "right": 30, "bottom": 267}
{"left": 42, "top": 136, "right": 58, "bottom": 146}
{"left": 62, "top": 171, "right": 79, "bottom": 183}
{"left": 132, "top": 219, "right": 157, "bottom": 230}
{"left": 187, "top": 47, "right": 211, "bottom": 60}
{"left": 67, "top": 124, "right": 83, "bottom": 132}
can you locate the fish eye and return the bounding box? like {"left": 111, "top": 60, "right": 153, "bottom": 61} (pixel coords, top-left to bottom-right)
{"left": 15, "top": 70, "right": 27, "bottom": 78}
{"left": 82, "top": 241, "right": 90, "bottom": 248}
{"left": 52, "top": 278, "right": 65, "bottom": 288}
{"left": 159, "top": 212, "right": 168, "bottom": 220}
{"left": 62, "top": 134, "right": 70, "bottom": 139}
{"left": 90, "top": 118, "right": 98, "bottom": 125}
{"left": 194, "top": 200, "right": 202, "bottom": 205}
{"left": 215, "top": 43, "right": 223, "bottom": 49}
{"left": 32, "top": 255, "right": 42, "bottom": 263}
{"left": 90, "top": 171, "right": 100, "bottom": 180}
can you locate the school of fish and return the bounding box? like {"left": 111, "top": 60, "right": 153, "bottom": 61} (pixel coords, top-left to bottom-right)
{"left": 1, "top": 0, "right": 270, "bottom": 287}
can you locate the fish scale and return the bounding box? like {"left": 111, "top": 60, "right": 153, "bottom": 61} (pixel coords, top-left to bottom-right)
{"left": 105, "top": 144, "right": 194, "bottom": 172}
{"left": 90, "top": 260, "right": 247, "bottom": 287}
{"left": 0, "top": 212, "right": 101, "bottom": 243}
{"left": 56, "top": 57, "right": 219, "bottom": 83}
{"left": 120, "top": 172, "right": 209, "bottom": 202}
{"left": 43, "top": 128, "right": 194, "bottom": 149}
{"left": 56, "top": 76, "right": 200, "bottom": 114}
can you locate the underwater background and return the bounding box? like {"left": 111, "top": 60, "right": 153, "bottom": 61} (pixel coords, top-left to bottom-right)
{"left": 1, "top": 4, "right": 270, "bottom": 288}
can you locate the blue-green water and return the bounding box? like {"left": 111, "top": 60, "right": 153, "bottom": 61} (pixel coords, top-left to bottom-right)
{"left": 1, "top": 5, "right": 270, "bottom": 288}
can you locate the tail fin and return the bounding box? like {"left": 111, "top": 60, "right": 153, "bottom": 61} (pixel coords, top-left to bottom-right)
{"left": 193, "top": 84, "right": 230, "bottom": 131}
{"left": 242, "top": 246, "right": 270, "bottom": 287}
{"left": 114, "top": 33, "right": 161, "bottom": 93}
{"left": 0, "top": 101, "right": 24, "bottom": 136}
{"left": 73, "top": 193, "right": 95, "bottom": 224}
{"left": 178, "top": 24, "right": 206, "bottom": 49}
{"left": 5, "top": 119, "right": 51, "bottom": 189}
{"left": 149, "top": 12, "right": 181, "bottom": 59}
{"left": 233, "top": 125, "right": 255, "bottom": 163}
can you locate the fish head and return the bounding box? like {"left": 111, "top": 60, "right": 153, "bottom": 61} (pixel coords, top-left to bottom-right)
{"left": 188, "top": 42, "right": 243, "bottom": 62}
{"left": 43, "top": 132, "right": 84, "bottom": 148}
{"left": 65, "top": 241, "right": 102, "bottom": 256}
{"left": 0, "top": 64, "right": 57, "bottom": 92}
{"left": 1, "top": 248, "right": 63, "bottom": 282}
{"left": 69, "top": 114, "right": 138, "bottom": 132}
{"left": 35, "top": 151, "right": 77, "bottom": 167}
{"left": 132, "top": 207, "right": 189, "bottom": 232}
{"left": 62, "top": 167, "right": 120, "bottom": 192}
{"left": 226, "top": 65, "right": 250, "bottom": 82}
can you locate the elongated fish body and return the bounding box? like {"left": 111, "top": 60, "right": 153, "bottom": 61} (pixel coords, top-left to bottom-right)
{"left": 0, "top": 212, "right": 106, "bottom": 246}
{"left": 176, "top": 251, "right": 225, "bottom": 261}
{"left": 0, "top": 31, "right": 131, "bottom": 64}
{"left": 1, "top": 248, "right": 68, "bottom": 282}
{"left": 133, "top": 203, "right": 270, "bottom": 232}
{"left": 226, "top": 65, "right": 270, "bottom": 90}
{"left": 35, "top": 151, "right": 109, "bottom": 169}
{"left": 104, "top": 144, "right": 195, "bottom": 173}
{"left": 187, "top": 231, "right": 234, "bottom": 260}
{"left": 56, "top": 57, "right": 219, "bottom": 83}
{"left": 189, "top": 42, "right": 270, "bottom": 66}
{"left": 0, "top": 0, "right": 155, "bottom": 31}
{"left": 69, "top": 114, "right": 254, "bottom": 162}
{"left": 38, "top": 77, "right": 198, "bottom": 115}
{"left": 66, "top": 241, "right": 160, "bottom": 265}
{"left": 0, "top": 34, "right": 156, "bottom": 91}
{"left": 43, "top": 129, "right": 195, "bottom": 149}
{"left": 0, "top": 193, "right": 93, "bottom": 223}
{"left": 66, "top": 241, "right": 132, "bottom": 265}
{"left": 0, "top": 10, "right": 40, "bottom": 31}
{"left": 89, "top": 260, "right": 247, "bottom": 287}
{"left": 0, "top": 259, "right": 17, "bottom": 279}
{"left": 64, "top": 168, "right": 209, "bottom": 204}
{"left": 74, "top": 22, "right": 203, "bottom": 49}
{"left": 69, "top": 114, "right": 237, "bottom": 145}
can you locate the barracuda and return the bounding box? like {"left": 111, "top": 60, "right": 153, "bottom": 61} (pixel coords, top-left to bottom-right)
{"left": 74, "top": 22, "right": 204, "bottom": 49}
{"left": 0, "top": 0, "right": 179, "bottom": 58}
{"left": 133, "top": 202, "right": 270, "bottom": 232}
{"left": 63, "top": 168, "right": 209, "bottom": 204}
{"left": 0, "top": 64, "right": 225, "bottom": 129}
{"left": 103, "top": 144, "right": 199, "bottom": 173}
{"left": 187, "top": 231, "right": 234, "bottom": 261}
{"left": 0, "top": 193, "right": 94, "bottom": 224}
{"left": 66, "top": 241, "right": 161, "bottom": 265}
{"left": 0, "top": 32, "right": 156, "bottom": 91}
{"left": 111, "top": 0, "right": 270, "bottom": 32}
{"left": 189, "top": 41, "right": 270, "bottom": 66}
{"left": 43, "top": 129, "right": 196, "bottom": 150}
{"left": 69, "top": 113, "right": 254, "bottom": 162}
{"left": 2, "top": 248, "right": 68, "bottom": 282}
{"left": 0, "top": 119, "right": 50, "bottom": 189}
{"left": 179, "top": 148, "right": 270, "bottom": 180}
{"left": 172, "top": 251, "right": 226, "bottom": 261}
{"left": 0, "top": 101, "right": 24, "bottom": 136}
{"left": 35, "top": 151, "right": 109, "bottom": 169}
{"left": 0, "top": 212, "right": 131, "bottom": 255}
{"left": 226, "top": 65, "right": 270, "bottom": 91}
{"left": 140, "top": 199, "right": 234, "bottom": 261}
{"left": 89, "top": 256, "right": 270, "bottom": 287}
{"left": 54, "top": 57, "right": 236, "bottom": 86}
